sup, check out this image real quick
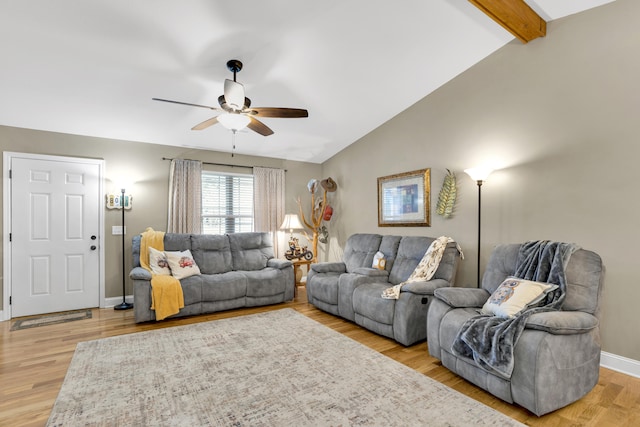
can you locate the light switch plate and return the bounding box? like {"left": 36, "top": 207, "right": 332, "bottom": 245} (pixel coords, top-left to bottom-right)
{"left": 112, "top": 226, "right": 126, "bottom": 235}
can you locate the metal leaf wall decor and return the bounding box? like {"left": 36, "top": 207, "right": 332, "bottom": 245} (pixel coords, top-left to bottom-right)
{"left": 436, "top": 169, "right": 457, "bottom": 218}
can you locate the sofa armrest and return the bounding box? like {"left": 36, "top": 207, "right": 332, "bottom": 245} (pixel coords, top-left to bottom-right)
{"left": 401, "top": 279, "right": 449, "bottom": 296}
{"left": 352, "top": 267, "right": 389, "bottom": 278}
{"left": 130, "top": 267, "right": 152, "bottom": 281}
{"left": 267, "top": 258, "right": 293, "bottom": 269}
{"left": 433, "top": 287, "right": 490, "bottom": 308}
{"left": 525, "top": 311, "right": 599, "bottom": 335}
{"left": 310, "top": 262, "right": 346, "bottom": 274}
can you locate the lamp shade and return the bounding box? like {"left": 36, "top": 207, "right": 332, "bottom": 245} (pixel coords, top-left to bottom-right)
{"left": 280, "top": 214, "right": 304, "bottom": 231}
{"left": 464, "top": 167, "right": 494, "bottom": 182}
{"left": 217, "top": 113, "right": 251, "bottom": 131}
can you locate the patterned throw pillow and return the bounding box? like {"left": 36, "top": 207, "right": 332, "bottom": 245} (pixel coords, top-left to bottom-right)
{"left": 164, "top": 249, "right": 201, "bottom": 280}
{"left": 148, "top": 247, "right": 171, "bottom": 275}
{"left": 481, "top": 277, "right": 558, "bottom": 318}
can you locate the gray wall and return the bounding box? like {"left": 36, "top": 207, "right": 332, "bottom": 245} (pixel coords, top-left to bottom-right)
{"left": 0, "top": 125, "right": 321, "bottom": 301}
{"left": 322, "top": 0, "right": 640, "bottom": 361}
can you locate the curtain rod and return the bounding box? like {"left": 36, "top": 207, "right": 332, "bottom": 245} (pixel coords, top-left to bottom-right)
{"left": 162, "top": 157, "right": 286, "bottom": 172}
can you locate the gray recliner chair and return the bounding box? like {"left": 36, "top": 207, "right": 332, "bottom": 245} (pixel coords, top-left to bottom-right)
{"left": 427, "top": 243, "right": 604, "bottom": 416}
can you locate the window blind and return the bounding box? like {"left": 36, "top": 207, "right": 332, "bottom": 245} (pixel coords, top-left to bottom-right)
{"left": 201, "top": 171, "right": 254, "bottom": 234}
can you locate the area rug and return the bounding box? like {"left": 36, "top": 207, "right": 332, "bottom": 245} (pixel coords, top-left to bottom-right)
{"left": 11, "top": 309, "right": 92, "bottom": 331}
{"left": 47, "top": 309, "right": 524, "bottom": 426}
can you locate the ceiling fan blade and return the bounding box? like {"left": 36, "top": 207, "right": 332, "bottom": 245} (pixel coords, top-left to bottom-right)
{"left": 152, "top": 97, "right": 219, "bottom": 110}
{"left": 191, "top": 116, "right": 219, "bottom": 131}
{"left": 224, "top": 79, "right": 245, "bottom": 111}
{"left": 247, "top": 116, "right": 274, "bottom": 136}
{"left": 249, "top": 107, "right": 309, "bottom": 118}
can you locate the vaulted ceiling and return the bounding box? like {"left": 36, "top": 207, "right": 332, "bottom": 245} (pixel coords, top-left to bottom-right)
{"left": 0, "top": 0, "right": 614, "bottom": 163}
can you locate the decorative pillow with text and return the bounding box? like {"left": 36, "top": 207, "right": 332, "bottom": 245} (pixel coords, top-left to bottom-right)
{"left": 481, "top": 277, "right": 558, "bottom": 318}
{"left": 164, "top": 249, "right": 201, "bottom": 280}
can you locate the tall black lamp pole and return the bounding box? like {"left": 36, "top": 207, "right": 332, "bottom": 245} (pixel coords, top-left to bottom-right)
{"left": 465, "top": 168, "right": 493, "bottom": 288}
{"left": 115, "top": 188, "right": 133, "bottom": 310}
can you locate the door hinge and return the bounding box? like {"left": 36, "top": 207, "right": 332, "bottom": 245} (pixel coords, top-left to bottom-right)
{"left": 8, "top": 169, "right": 11, "bottom": 179}
{"left": 9, "top": 233, "right": 11, "bottom": 242}
{"left": 9, "top": 296, "right": 12, "bottom": 305}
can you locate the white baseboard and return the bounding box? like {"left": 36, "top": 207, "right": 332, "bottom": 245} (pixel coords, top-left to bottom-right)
{"left": 103, "top": 295, "right": 134, "bottom": 308}
{"left": 601, "top": 351, "right": 640, "bottom": 379}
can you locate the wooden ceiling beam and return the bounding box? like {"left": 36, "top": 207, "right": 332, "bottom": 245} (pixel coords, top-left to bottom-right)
{"left": 469, "top": 0, "right": 546, "bottom": 43}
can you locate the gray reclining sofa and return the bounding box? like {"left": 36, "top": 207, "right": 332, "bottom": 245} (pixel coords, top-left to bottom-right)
{"left": 306, "top": 233, "right": 461, "bottom": 346}
{"left": 427, "top": 243, "right": 604, "bottom": 416}
{"left": 130, "top": 232, "right": 294, "bottom": 323}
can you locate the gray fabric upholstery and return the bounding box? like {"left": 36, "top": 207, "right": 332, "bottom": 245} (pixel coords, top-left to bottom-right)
{"left": 191, "top": 234, "right": 233, "bottom": 274}
{"left": 228, "top": 232, "right": 274, "bottom": 271}
{"left": 343, "top": 234, "right": 383, "bottom": 273}
{"left": 428, "top": 242, "right": 604, "bottom": 416}
{"left": 130, "top": 232, "right": 293, "bottom": 323}
{"left": 306, "top": 233, "right": 461, "bottom": 346}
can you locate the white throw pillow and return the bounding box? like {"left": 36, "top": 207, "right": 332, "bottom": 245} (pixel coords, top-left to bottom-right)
{"left": 482, "top": 277, "right": 558, "bottom": 318}
{"left": 164, "top": 249, "right": 201, "bottom": 280}
{"left": 372, "top": 251, "right": 386, "bottom": 270}
{"left": 148, "top": 247, "right": 171, "bottom": 275}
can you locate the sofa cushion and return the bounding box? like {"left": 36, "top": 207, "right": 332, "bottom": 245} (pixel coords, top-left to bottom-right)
{"left": 191, "top": 234, "right": 233, "bottom": 274}
{"left": 389, "top": 236, "right": 435, "bottom": 285}
{"left": 481, "top": 277, "right": 557, "bottom": 318}
{"left": 377, "top": 235, "right": 402, "bottom": 272}
{"left": 178, "top": 274, "right": 203, "bottom": 306}
{"left": 163, "top": 233, "right": 192, "bottom": 251}
{"left": 201, "top": 271, "right": 247, "bottom": 301}
{"left": 241, "top": 269, "right": 286, "bottom": 297}
{"left": 228, "top": 232, "right": 274, "bottom": 271}
{"left": 165, "top": 249, "right": 201, "bottom": 280}
{"left": 353, "top": 283, "right": 395, "bottom": 325}
{"left": 343, "top": 234, "right": 382, "bottom": 273}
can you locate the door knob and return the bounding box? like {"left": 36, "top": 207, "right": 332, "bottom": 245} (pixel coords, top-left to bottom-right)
{"left": 90, "top": 245, "right": 97, "bottom": 250}
{"left": 91, "top": 235, "right": 97, "bottom": 240}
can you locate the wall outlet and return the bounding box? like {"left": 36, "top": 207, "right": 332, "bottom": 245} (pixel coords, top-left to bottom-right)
{"left": 112, "top": 226, "right": 127, "bottom": 235}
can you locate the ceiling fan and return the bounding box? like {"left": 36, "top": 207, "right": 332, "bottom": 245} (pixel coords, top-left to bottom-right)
{"left": 153, "top": 59, "right": 308, "bottom": 136}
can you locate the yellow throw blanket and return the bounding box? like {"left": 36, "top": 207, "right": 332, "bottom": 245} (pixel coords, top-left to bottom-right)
{"left": 140, "top": 227, "right": 184, "bottom": 321}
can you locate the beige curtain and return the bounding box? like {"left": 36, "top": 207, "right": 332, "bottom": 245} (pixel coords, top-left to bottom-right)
{"left": 167, "top": 159, "right": 202, "bottom": 233}
{"left": 253, "top": 167, "right": 285, "bottom": 257}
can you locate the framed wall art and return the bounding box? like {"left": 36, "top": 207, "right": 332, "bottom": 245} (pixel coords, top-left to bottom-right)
{"left": 377, "top": 168, "right": 430, "bottom": 227}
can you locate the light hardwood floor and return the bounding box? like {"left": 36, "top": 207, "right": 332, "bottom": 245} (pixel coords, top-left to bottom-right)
{"left": 2, "top": 288, "right": 639, "bottom": 427}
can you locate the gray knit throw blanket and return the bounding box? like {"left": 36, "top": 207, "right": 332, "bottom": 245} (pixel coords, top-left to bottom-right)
{"left": 451, "top": 240, "right": 579, "bottom": 379}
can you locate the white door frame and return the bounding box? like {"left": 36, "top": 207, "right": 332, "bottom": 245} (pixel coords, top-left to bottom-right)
{"left": 2, "top": 152, "right": 106, "bottom": 320}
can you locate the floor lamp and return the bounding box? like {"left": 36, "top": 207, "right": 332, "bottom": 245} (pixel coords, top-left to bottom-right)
{"left": 464, "top": 167, "right": 493, "bottom": 288}
{"left": 114, "top": 188, "right": 133, "bottom": 310}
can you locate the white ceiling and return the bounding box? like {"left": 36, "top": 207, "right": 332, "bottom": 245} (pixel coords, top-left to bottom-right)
{"left": 0, "top": 0, "right": 614, "bottom": 164}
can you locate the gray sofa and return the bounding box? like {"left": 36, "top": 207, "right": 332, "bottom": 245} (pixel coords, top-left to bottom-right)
{"left": 306, "top": 233, "right": 461, "bottom": 346}
{"left": 427, "top": 243, "right": 604, "bottom": 416}
{"left": 130, "top": 232, "right": 294, "bottom": 323}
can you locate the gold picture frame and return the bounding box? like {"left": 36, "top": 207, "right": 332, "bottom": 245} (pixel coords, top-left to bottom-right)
{"left": 378, "top": 168, "right": 430, "bottom": 227}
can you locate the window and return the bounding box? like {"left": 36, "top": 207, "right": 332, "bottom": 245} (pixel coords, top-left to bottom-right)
{"left": 201, "top": 171, "right": 254, "bottom": 234}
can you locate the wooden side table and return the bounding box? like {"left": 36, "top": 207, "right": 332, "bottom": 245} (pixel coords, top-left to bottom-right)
{"left": 291, "top": 259, "right": 313, "bottom": 297}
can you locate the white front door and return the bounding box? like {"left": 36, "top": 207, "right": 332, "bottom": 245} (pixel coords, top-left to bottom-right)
{"left": 10, "top": 155, "right": 102, "bottom": 317}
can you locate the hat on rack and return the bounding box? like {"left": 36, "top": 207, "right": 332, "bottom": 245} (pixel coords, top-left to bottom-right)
{"left": 307, "top": 179, "right": 319, "bottom": 194}
{"left": 320, "top": 177, "right": 338, "bottom": 192}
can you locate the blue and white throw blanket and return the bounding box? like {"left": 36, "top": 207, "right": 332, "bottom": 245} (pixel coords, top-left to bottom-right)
{"left": 451, "top": 240, "right": 579, "bottom": 379}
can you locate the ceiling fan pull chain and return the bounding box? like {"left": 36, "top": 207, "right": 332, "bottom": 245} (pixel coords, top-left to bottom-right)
{"left": 231, "top": 130, "right": 237, "bottom": 157}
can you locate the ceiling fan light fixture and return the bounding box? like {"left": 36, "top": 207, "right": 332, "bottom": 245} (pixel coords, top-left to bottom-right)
{"left": 217, "top": 113, "right": 250, "bottom": 131}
